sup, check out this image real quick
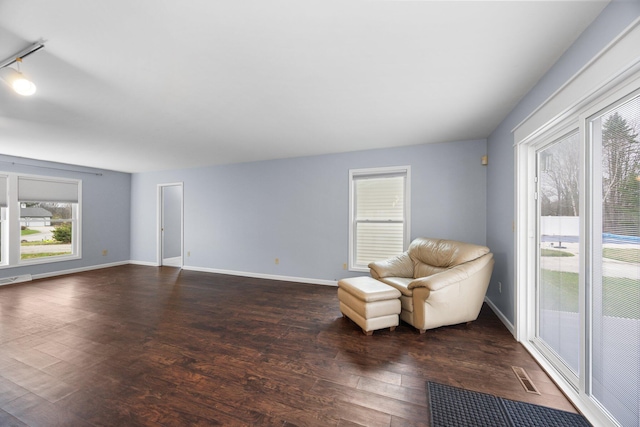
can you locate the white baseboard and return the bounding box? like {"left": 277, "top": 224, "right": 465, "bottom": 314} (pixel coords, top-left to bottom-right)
{"left": 13, "top": 259, "right": 336, "bottom": 288}
{"left": 181, "top": 265, "right": 338, "bottom": 287}
{"left": 31, "top": 261, "right": 130, "bottom": 280}
{"left": 484, "top": 296, "right": 516, "bottom": 338}
{"left": 129, "top": 260, "right": 160, "bottom": 267}
{"left": 162, "top": 256, "right": 182, "bottom": 267}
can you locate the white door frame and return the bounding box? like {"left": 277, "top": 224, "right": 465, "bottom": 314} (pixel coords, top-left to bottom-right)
{"left": 157, "top": 182, "right": 184, "bottom": 267}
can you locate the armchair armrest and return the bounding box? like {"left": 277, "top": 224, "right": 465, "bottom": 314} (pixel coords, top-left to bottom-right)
{"left": 368, "top": 252, "right": 413, "bottom": 279}
{"left": 408, "top": 253, "right": 494, "bottom": 292}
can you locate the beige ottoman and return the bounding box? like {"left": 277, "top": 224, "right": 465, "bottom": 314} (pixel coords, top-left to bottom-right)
{"left": 337, "top": 276, "right": 401, "bottom": 335}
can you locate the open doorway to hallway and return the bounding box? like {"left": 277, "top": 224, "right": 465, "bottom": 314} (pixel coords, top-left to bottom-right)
{"left": 159, "top": 183, "right": 183, "bottom": 267}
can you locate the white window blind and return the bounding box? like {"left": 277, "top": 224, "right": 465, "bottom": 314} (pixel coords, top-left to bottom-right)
{"left": 0, "top": 176, "right": 6, "bottom": 207}
{"left": 589, "top": 93, "right": 640, "bottom": 427}
{"left": 350, "top": 168, "right": 409, "bottom": 270}
{"left": 18, "top": 177, "right": 79, "bottom": 203}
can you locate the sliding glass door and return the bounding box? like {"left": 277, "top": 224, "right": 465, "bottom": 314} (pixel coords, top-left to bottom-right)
{"left": 527, "top": 90, "right": 640, "bottom": 427}
{"left": 536, "top": 131, "right": 581, "bottom": 385}
{"left": 588, "top": 94, "right": 640, "bottom": 427}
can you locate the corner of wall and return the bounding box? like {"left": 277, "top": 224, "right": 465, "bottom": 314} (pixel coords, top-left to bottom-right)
{"left": 484, "top": 296, "right": 516, "bottom": 338}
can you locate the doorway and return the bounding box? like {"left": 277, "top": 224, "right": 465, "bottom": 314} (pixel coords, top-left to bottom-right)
{"left": 158, "top": 183, "right": 183, "bottom": 267}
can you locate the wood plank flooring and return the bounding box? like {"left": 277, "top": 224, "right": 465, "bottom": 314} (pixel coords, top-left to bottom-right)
{"left": 0, "top": 265, "right": 577, "bottom": 426}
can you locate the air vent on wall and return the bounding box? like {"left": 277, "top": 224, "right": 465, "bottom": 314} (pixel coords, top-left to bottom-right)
{"left": 0, "top": 274, "right": 33, "bottom": 286}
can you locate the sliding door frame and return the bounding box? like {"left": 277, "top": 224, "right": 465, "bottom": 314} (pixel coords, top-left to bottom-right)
{"left": 515, "top": 58, "right": 640, "bottom": 427}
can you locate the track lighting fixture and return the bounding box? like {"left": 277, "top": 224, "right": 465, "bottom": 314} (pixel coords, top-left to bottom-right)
{"left": 0, "top": 61, "right": 37, "bottom": 96}
{"left": 0, "top": 40, "right": 45, "bottom": 96}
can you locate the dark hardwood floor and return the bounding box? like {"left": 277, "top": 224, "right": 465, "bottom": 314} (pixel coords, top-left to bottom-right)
{"left": 0, "top": 265, "right": 577, "bottom": 426}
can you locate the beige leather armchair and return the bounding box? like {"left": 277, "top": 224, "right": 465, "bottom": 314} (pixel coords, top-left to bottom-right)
{"left": 368, "top": 237, "right": 494, "bottom": 333}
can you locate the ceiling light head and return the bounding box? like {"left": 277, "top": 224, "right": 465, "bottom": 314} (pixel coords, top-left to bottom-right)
{"left": 0, "top": 41, "right": 45, "bottom": 97}
{"left": 0, "top": 66, "right": 36, "bottom": 96}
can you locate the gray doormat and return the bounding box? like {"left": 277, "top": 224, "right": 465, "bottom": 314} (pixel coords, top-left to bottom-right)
{"left": 427, "top": 382, "right": 591, "bottom": 427}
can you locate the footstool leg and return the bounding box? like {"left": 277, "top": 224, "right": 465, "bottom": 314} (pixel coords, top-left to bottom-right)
{"left": 390, "top": 326, "right": 396, "bottom": 332}
{"left": 363, "top": 329, "right": 373, "bottom": 336}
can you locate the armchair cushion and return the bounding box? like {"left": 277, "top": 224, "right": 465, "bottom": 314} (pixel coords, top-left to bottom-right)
{"left": 377, "top": 277, "right": 413, "bottom": 296}
{"left": 369, "top": 252, "right": 413, "bottom": 280}
{"left": 409, "top": 238, "right": 490, "bottom": 272}
{"left": 407, "top": 252, "right": 494, "bottom": 292}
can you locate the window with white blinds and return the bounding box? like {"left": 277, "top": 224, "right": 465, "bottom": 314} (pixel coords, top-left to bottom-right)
{"left": 589, "top": 92, "right": 640, "bottom": 427}
{"left": 349, "top": 167, "right": 410, "bottom": 271}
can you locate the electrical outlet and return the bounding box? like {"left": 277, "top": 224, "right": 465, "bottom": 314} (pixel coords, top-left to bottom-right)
{"left": 275, "top": 258, "right": 279, "bottom": 265}
{"left": 498, "top": 281, "right": 502, "bottom": 293}
{"left": 343, "top": 263, "right": 347, "bottom": 270}
{"left": 187, "top": 251, "right": 191, "bottom": 257}
{"left": 102, "top": 249, "right": 108, "bottom": 256}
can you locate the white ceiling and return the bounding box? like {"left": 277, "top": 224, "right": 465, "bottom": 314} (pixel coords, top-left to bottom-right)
{"left": 0, "top": 1, "right": 609, "bottom": 173}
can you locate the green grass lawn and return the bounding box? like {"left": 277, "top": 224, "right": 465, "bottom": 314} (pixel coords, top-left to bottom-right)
{"left": 20, "top": 240, "right": 64, "bottom": 246}
{"left": 603, "top": 247, "right": 640, "bottom": 263}
{"left": 20, "top": 228, "right": 40, "bottom": 236}
{"left": 20, "top": 239, "right": 72, "bottom": 259}
{"left": 21, "top": 252, "right": 72, "bottom": 259}
{"left": 540, "top": 269, "right": 639, "bottom": 319}
{"left": 541, "top": 248, "right": 574, "bottom": 257}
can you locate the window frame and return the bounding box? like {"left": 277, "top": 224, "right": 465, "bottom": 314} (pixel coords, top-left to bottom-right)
{"left": 348, "top": 165, "right": 411, "bottom": 272}
{"left": 0, "top": 172, "right": 82, "bottom": 268}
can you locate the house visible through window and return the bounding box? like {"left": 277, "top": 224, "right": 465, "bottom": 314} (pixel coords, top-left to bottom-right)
{"left": 349, "top": 166, "right": 410, "bottom": 271}
{"left": 20, "top": 202, "right": 75, "bottom": 260}
{"left": 0, "top": 173, "right": 81, "bottom": 267}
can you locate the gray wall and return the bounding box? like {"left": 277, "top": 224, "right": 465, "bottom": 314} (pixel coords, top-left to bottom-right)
{"left": 131, "top": 139, "right": 487, "bottom": 282}
{"left": 485, "top": 0, "right": 640, "bottom": 325}
{"left": 0, "top": 154, "right": 131, "bottom": 278}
